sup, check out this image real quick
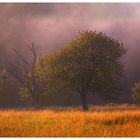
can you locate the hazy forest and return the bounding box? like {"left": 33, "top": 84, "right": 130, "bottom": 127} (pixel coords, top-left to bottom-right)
{"left": 0, "top": 29, "right": 139, "bottom": 110}
{"left": 0, "top": 30, "right": 129, "bottom": 110}
{"left": 0, "top": 3, "right": 140, "bottom": 137}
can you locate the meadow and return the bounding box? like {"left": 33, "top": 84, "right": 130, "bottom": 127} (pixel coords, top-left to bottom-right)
{"left": 0, "top": 104, "right": 140, "bottom": 137}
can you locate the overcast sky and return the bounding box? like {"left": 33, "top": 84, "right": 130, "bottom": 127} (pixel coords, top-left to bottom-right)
{"left": 0, "top": 4, "right": 139, "bottom": 49}
{"left": 0, "top": 3, "right": 140, "bottom": 80}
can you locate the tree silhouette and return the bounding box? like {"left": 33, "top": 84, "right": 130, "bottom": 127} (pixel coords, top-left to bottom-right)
{"left": 6, "top": 43, "right": 45, "bottom": 107}
{"left": 40, "top": 30, "right": 127, "bottom": 111}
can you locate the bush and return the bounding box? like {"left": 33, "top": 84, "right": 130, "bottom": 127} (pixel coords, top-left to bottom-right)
{"left": 131, "top": 81, "right": 140, "bottom": 105}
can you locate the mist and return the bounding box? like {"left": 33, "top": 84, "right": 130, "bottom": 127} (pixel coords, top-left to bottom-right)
{"left": 0, "top": 3, "right": 140, "bottom": 87}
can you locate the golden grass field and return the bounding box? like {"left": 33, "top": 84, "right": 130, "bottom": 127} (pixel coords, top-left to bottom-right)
{"left": 0, "top": 104, "right": 140, "bottom": 137}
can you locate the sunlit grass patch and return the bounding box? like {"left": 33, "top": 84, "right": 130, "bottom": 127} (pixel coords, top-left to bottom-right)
{"left": 26, "top": 117, "right": 55, "bottom": 127}
{"left": 0, "top": 105, "right": 140, "bottom": 137}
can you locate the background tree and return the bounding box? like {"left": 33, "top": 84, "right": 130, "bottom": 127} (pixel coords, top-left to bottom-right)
{"left": 131, "top": 81, "right": 140, "bottom": 105}
{"left": 40, "top": 30, "right": 127, "bottom": 111}
{"left": 6, "top": 43, "right": 45, "bottom": 107}
{"left": 0, "top": 69, "right": 19, "bottom": 107}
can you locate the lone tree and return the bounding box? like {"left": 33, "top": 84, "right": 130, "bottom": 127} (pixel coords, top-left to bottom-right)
{"left": 131, "top": 81, "right": 140, "bottom": 105}
{"left": 39, "top": 30, "right": 127, "bottom": 111}
{"left": 6, "top": 43, "right": 45, "bottom": 107}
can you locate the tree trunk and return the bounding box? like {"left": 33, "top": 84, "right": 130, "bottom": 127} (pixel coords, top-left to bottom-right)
{"left": 33, "top": 92, "right": 43, "bottom": 109}
{"left": 80, "top": 92, "right": 89, "bottom": 111}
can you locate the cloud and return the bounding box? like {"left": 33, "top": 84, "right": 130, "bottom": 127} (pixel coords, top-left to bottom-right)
{"left": 0, "top": 3, "right": 140, "bottom": 84}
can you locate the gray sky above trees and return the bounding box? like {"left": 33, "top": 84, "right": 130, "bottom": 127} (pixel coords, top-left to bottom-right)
{"left": 0, "top": 3, "right": 140, "bottom": 81}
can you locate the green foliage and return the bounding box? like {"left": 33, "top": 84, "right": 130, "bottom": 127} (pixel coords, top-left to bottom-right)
{"left": 40, "top": 30, "right": 127, "bottom": 100}
{"left": 19, "top": 88, "right": 33, "bottom": 105}
{"left": 0, "top": 31, "right": 127, "bottom": 108}
{"left": 37, "top": 55, "right": 74, "bottom": 96}
{"left": 131, "top": 81, "right": 140, "bottom": 104}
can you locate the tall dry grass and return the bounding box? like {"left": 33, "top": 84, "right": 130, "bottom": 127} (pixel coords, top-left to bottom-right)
{"left": 0, "top": 105, "right": 140, "bottom": 137}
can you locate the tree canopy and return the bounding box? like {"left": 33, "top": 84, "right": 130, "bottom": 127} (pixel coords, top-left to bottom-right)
{"left": 38, "top": 30, "right": 127, "bottom": 111}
